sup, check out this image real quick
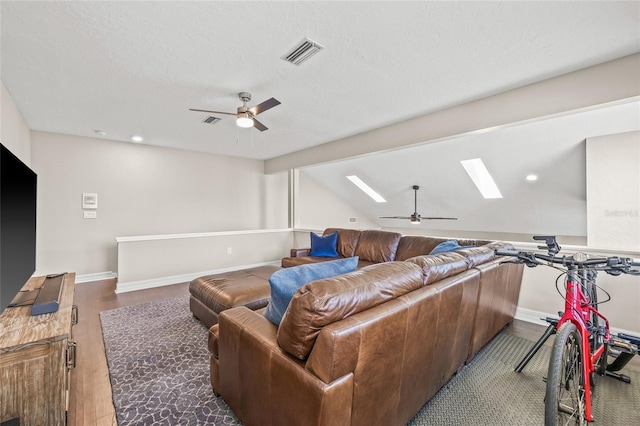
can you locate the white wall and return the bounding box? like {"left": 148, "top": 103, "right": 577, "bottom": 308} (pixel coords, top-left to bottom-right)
{"left": 116, "top": 229, "right": 292, "bottom": 292}
{"left": 31, "top": 132, "right": 288, "bottom": 276}
{"left": 0, "top": 80, "right": 31, "bottom": 164}
{"left": 586, "top": 131, "right": 640, "bottom": 252}
{"left": 262, "top": 171, "right": 289, "bottom": 229}
{"left": 294, "top": 169, "right": 378, "bottom": 231}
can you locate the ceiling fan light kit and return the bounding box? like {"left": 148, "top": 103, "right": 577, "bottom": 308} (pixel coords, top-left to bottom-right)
{"left": 236, "top": 112, "right": 254, "bottom": 128}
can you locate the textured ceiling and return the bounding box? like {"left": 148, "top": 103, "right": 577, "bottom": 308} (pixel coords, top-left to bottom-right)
{"left": 1, "top": 1, "right": 639, "bottom": 160}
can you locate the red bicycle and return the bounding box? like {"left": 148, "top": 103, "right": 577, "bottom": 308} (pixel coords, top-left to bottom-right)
{"left": 496, "top": 236, "right": 640, "bottom": 425}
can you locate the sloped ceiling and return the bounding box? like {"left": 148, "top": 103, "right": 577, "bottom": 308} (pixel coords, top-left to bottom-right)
{"left": 301, "top": 101, "right": 640, "bottom": 237}
{"left": 1, "top": 1, "right": 639, "bottom": 160}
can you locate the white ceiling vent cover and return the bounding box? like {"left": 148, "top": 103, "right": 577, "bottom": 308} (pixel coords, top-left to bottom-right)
{"left": 281, "top": 38, "right": 324, "bottom": 66}
{"left": 202, "top": 116, "right": 221, "bottom": 125}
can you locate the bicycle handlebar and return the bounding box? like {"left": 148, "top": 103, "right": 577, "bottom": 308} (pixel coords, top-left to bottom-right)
{"left": 495, "top": 247, "right": 640, "bottom": 276}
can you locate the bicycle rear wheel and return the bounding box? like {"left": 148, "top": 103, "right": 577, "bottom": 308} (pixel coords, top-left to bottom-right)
{"left": 545, "top": 322, "right": 586, "bottom": 426}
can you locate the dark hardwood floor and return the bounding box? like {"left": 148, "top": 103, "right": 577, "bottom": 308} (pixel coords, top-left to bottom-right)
{"left": 68, "top": 278, "right": 639, "bottom": 426}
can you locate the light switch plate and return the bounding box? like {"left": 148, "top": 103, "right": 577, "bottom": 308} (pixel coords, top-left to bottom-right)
{"left": 82, "top": 193, "right": 98, "bottom": 209}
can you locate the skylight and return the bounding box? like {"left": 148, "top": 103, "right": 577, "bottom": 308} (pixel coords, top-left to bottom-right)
{"left": 346, "top": 176, "right": 387, "bottom": 203}
{"left": 460, "top": 158, "right": 503, "bottom": 199}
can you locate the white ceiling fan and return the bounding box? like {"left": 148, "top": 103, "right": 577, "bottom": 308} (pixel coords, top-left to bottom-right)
{"left": 190, "top": 92, "right": 281, "bottom": 132}
{"left": 380, "top": 185, "right": 458, "bottom": 224}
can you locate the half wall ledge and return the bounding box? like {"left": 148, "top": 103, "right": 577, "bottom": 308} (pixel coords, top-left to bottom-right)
{"left": 115, "top": 228, "right": 293, "bottom": 293}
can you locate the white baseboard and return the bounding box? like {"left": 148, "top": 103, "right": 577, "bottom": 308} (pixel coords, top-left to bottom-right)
{"left": 515, "top": 307, "right": 639, "bottom": 338}
{"left": 75, "top": 271, "right": 118, "bottom": 283}
{"left": 115, "top": 261, "right": 281, "bottom": 294}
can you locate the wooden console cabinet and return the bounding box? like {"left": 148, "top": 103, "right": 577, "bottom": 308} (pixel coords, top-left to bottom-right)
{"left": 0, "top": 273, "right": 77, "bottom": 426}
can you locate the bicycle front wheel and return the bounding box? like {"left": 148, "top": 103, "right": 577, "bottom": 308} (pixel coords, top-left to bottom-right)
{"left": 545, "top": 322, "right": 586, "bottom": 426}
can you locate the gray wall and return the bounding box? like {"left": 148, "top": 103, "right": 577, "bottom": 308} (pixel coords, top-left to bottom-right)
{"left": 31, "top": 132, "right": 288, "bottom": 276}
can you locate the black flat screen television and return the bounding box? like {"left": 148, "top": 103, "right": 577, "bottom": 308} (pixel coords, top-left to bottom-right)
{"left": 0, "top": 143, "right": 37, "bottom": 314}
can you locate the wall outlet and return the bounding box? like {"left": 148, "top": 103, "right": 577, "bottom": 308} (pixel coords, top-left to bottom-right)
{"left": 227, "top": 247, "right": 233, "bottom": 255}
{"left": 83, "top": 211, "right": 97, "bottom": 219}
{"left": 349, "top": 217, "right": 357, "bottom": 223}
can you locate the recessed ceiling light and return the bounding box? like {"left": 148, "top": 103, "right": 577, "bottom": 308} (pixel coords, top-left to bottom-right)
{"left": 460, "top": 158, "right": 503, "bottom": 199}
{"left": 346, "top": 176, "right": 387, "bottom": 203}
{"left": 526, "top": 174, "right": 538, "bottom": 181}
{"left": 131, "top": 135, "right": 143, "bottom": 142}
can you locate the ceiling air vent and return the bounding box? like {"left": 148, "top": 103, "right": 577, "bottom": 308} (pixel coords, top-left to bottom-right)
{"left": 281, "top": 37, "right": 324, "bottom": 66}
{"left": 202, "top": 116, "right": 221, "bottom": 125}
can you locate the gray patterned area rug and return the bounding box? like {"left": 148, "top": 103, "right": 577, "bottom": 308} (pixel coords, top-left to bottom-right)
{"left": 100, "top": 295, "right": 239, "bottom": 425}
{"left": 101, "top": 296, "right": 639, "bottom": 426}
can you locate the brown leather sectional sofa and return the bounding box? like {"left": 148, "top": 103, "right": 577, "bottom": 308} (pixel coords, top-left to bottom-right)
{"left": 208, "top": 228, "right": 524, "bottom": 426}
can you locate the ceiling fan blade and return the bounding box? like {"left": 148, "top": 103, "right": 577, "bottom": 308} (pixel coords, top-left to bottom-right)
{"left": 252, "top": 117, "right": 268, "bottom": 132}
{"left": 379, "top": 216, "right": 412, "bottom": 219}
{"left": 422, "top": 217, "right": 458, "bottom": 220}
{"left": 249, "top": 97, "right": 281, "bottom": 116}
{"left": 189, "top": 108, "right": 236, "bottom": 116}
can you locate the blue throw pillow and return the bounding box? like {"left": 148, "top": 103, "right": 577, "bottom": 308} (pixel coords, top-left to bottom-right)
{"left": 308, "top": 232, "right": 339, "bottom": 257}
{"left": 263, "top": 256, "right": 359, "bottom": 325}
{"left": 430, "top": 240, "right": 461, "bottom": 254}
{"left": 430, "top": 240, "right": 476, "bottom": 255}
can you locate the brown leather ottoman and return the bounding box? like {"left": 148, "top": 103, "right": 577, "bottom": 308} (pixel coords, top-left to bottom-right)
{"left": 189, "top": 265, "right": 280, "bottom": 328}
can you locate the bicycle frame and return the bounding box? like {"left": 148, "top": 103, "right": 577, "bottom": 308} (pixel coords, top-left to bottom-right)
{"left": 556, "top": 269, "right": 611, "bottom": 422}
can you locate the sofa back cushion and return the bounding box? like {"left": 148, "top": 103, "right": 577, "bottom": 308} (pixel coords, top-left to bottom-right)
{"left": 395, "top": 235, "right": 441, "bottom": 261}
{"left": 353, "top": 230, "right": 402, "bottom": 263}
{"left": 277, "top": 261, "right": 423, "bottom": 360}
{"left": 324, "top": 228, "right": 362, "bottom": 258}
{"left": 405, "top": 252, "right": 469, "bottom": 285}
{"left": 264, "top": 257, "right": 359, "bottom": 325}
{"left": 456, "top": 246, "right": 497, "bottom": 268}
{"left": 395, "top": 236, "right": 491, "bottom": 261}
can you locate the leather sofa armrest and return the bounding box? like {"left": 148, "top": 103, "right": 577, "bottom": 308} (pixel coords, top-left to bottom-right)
{"left": 291, "top": 248, "right": 311, "bottom": 257}
{"left": 218, "top": 307, "right": 353, "bottom": 426}
{"left": 208, "top": 323, "right": 220, "bottom": 358}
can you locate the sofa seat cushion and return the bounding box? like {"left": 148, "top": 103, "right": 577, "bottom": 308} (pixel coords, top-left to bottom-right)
{"left": 282, "top": 255, "right": 375, "bottom": 269}
{"left": 354, "top": 230, "right": 402, "bottom": 263}
{"left": 264, "top": 257, "right": 359, "bottom": 325}
{"left": 405, "top": 252, "right": 469, "bottom": 285}
{"left": 281, "top": 256, "right": 340, "bottom": 268}
{"left": 277, "top": 261, "right": 423, "bottom": 360}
